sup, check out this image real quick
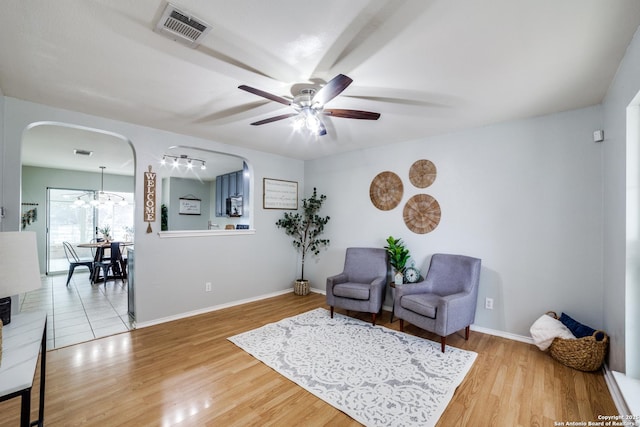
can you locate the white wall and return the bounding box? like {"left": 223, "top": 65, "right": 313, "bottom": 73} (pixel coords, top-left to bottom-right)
{"left": 602, "top": 26, "right": 640, "bottom": 373}
{"left": 305, "top": 106, "right": 604, "bottom": 337}
{"left": 1, "top": 97, "right": 304, "bottom": 324}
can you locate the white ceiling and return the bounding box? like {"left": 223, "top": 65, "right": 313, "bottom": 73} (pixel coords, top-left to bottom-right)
{"left": 2, "top": 0, "right": 640, "bottom": 174}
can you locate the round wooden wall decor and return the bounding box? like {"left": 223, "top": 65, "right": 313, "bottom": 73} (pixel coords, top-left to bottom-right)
{"left": 409, "top": 159, "right": 437, "bottom": 188}
{"left": 403, "top": 194, "right": 441, "bottom": 234}
{"left": 370, "top": 171, "right": 403, "bottom": 211}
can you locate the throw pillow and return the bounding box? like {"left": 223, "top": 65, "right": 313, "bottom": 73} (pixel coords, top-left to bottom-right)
{"left": 559, "top": 312, "right": 597, "bottom": 339}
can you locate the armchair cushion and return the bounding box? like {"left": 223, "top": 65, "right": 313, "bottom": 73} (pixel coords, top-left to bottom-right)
{"left": 400, "top": 294, "right": 438, "bottom": 318}
{"left": 333, "top": 282, "right": 371, "bottom": 300}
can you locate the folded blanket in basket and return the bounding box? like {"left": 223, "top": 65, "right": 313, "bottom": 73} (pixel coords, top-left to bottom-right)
{"left": 558, "top": 312, "right": 598, "bottom": 339}
{"left": 530, "top": 313, "right": 576, "bottom": 351}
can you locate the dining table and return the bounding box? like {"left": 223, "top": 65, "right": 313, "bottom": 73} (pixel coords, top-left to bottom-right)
{"left": 77, "top": 241, "right": 132, "bottom": 283}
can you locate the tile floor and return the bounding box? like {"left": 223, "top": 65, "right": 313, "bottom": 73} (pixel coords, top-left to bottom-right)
{"left": 19, "top": 270, "right": 133, "bottom": 350}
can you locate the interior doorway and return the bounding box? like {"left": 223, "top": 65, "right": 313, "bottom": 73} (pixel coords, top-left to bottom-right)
{"left": 21, "top": 122, "right": 136, "bottom": 349}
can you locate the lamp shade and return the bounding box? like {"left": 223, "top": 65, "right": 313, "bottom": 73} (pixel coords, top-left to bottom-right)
{"left": 0, "top": 231, "right": 42, "bottom": 298}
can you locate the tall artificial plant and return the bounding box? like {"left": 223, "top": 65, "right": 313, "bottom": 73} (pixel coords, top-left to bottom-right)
{"left": 276, "top": 188, "right": 331, "bottom": 281}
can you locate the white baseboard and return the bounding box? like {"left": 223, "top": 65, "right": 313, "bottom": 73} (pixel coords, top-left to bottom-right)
{"left": 468, "top": 324, "right": 533, "bottom": 344}
{"left": 134, "top": 288, "right": 293, "bottom": 329}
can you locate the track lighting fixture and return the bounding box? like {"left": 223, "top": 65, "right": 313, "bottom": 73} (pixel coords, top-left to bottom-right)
{"left": 161, "top": 154, "right": 206, "bottom": 170}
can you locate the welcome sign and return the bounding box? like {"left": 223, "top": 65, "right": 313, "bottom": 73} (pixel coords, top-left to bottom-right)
{"left": 144, "top": 165, "right": 156, "bottom": 232}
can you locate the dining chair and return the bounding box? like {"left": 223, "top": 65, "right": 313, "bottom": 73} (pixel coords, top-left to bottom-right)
{"left": 63, "top": 241, "right": 95, "bottom": 286}
{"left": 94, "top": 242, "right": 127, "bottom": 284}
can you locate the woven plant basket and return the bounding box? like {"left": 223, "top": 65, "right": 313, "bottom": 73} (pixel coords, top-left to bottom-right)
{"left": 293, "top": 280, "right": 310, "bottom": 296}
{"left": 546, "top": 311, "right": 608, "bottom": 372}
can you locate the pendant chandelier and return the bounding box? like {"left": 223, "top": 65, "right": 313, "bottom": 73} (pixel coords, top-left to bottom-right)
{"left": 73, "top": 166, "right": 128, "bottom": 208}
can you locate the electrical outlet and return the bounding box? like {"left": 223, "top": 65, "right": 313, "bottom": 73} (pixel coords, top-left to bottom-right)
{"left": 485, "top": 297, "right": 494, "bottom": 310}
{"left": 205, "top": 282, "right": 212, "bottom": 292}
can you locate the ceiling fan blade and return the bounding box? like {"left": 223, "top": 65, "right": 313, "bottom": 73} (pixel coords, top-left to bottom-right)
{"left": 238, "top": 85, "right": 291, "bottom": 106}
{"left": 312, "top": 74, "right": 353, "bottom": 106}
{"left": 323, "top": 109, "right": 381, "bottom": 120}
{"left": 250, "top": 113, "right": 298, "bottom": 126}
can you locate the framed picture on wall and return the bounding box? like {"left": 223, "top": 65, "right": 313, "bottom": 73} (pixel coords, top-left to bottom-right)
{"left": 263, "top": 178, "right": 298, "bottom": 209}
{"left": 179, "top": 196, "right": 201, "bottom": 215}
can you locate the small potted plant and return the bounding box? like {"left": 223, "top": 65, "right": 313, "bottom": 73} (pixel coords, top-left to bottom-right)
{"left": 276, "top": 188, "right": 331, "bottom": 295}
{"left": 384, "top": 236, "right": 410, "bottom": 284}
{"left": 98, "top": 225, "right": 111, "bottom": 242}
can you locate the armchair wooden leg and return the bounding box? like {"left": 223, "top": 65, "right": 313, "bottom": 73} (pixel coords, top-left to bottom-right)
{"left": 441, "top": 336, "right": 446, "bottom": 353}
{"left": 399, "top": 319, "right": 404, "bottom": 332}
{"left": 465, "top": 325, "right": 470, "bottom": 340}
{"left": 371, "top": 313, "right": 377, "bottom": 326}
{"left": 330, "top": 306, "right": 334, "bottom": 318}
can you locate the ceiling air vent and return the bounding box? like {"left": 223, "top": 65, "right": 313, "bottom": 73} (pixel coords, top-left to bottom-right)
{"left": 74, "top": 149, "right": 93, "bottom": 157}
{"left": 154, "top": 3, "right": 211, "bottom": 48}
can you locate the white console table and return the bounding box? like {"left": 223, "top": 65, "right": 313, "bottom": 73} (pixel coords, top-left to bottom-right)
{"left": 0, "top": 311, "right": 47, "bottom": 427}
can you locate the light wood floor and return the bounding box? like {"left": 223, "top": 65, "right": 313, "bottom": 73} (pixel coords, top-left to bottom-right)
{"left": 0, "top": 292, "right": 617, "bottom": 426}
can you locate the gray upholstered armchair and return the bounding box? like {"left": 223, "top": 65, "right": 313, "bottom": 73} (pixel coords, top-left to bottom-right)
{"left": 394, "top": 253, "right": 481, "bottom": 352}
{"left": 326, "top": 247, "right": 388, "bottom": 325}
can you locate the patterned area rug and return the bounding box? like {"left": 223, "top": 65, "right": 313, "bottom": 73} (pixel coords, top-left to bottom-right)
{"left": 228, "top": 308, "right": 477, "bottom": 427}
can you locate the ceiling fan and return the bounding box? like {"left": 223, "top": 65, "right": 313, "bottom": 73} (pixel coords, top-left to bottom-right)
{"left": 238, "top": 74, "right": 380, "bottom": 136}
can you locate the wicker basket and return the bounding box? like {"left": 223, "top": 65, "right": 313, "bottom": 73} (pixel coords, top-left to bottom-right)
{"left": 293, "top": 280, "right": 310, "bottom": 296}
{"left": 546, "top": 311, "right": 608, "bottom": 371}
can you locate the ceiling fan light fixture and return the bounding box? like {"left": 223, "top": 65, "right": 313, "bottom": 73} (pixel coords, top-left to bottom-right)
{"left": 239, "top": 74, "right": 379, "bottom": 136}
{"left": 292, "top": 115, "right": 306, "bottom": 131}
{"left": 292, "top": 88, "right": 316, "bottom": 112}
{"left": 290, "top": 107, "right": 325, "bottom": 135}
{"left": 304, "top": 110, "right": 321, "bottom": 133}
